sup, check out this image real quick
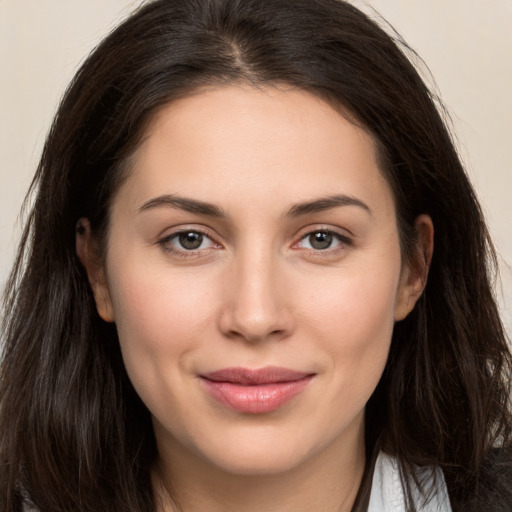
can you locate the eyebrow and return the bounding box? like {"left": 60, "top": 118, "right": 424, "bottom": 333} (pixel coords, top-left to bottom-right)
{"left": 139, "top": 193, "right": 371, "bottom": 218}
{"left": 286, "top": 194, "right": 371, "bottom": 217}
{"left": 139, "top": 195, "right": 226, "bottom": 217}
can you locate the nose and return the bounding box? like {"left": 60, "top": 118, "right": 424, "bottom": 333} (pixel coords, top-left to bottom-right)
{"left": 218, "top": 249, "right": 294, "bottom": 343}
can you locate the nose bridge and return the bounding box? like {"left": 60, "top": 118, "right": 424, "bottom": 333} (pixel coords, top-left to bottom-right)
{"left": 219, "top": 239, "right": 292, "bottom": 342}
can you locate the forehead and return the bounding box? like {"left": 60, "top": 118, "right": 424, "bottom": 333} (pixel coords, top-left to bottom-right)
{"left": 115, "top": 84, "right": 394, "bottom": 219}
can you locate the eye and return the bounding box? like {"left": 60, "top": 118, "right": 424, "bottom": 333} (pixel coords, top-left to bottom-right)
{"left": 296, "top": 230, "right": 351, "bottom": 251}
{"left": 175, "top": 231, "right": 209, "bottom": 250}
{"left": 159, "top": 230, "right": 218, "bottom": 254}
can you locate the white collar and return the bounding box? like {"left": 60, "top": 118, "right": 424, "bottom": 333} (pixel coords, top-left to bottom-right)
{"left": 368, "top": 452, "right": 452, "bottom": 512}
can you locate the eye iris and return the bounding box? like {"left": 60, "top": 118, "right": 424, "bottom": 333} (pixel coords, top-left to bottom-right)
{"left": 178, "top": 232, "right": 203, "bottom": 250}
{"left": 309, "top": 231, "right": 333, "bottom": 250}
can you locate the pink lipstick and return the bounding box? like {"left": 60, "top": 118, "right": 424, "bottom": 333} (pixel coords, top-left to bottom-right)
{"left": 200, "top": 367, "right": 314, "bottom": 414}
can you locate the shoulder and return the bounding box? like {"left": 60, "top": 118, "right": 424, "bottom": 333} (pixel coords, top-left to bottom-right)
{"left": 368, "top": 452, "right": 452, "bottom": 512}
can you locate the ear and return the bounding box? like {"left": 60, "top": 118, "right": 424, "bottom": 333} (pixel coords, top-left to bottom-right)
{"left": 394, "top": 214, "right": 434, "bottom": 321}
{"left": 76, "top": 218, "right": 115, "bottom": 322}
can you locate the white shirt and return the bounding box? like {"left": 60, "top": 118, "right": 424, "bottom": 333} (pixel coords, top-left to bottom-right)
{"left": 368, "top": 452, "right": 452, "bottom": 511}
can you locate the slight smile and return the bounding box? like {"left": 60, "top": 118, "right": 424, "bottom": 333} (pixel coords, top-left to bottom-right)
{"left": 200, "top": 367, "right": 316, "bottom": 414}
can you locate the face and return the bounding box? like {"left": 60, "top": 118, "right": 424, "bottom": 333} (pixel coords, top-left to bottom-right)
{"left": 79, "top": 85, "right": 429, "bottom": 478}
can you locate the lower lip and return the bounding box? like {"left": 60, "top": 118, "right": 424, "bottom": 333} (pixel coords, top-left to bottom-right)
{"left": 201, "top": 376, "right": 313, "bottom": 414}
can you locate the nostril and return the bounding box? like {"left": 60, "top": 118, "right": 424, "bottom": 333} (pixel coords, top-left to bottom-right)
{"left": 219, "top": 308, "right": 293, "bottom": 343}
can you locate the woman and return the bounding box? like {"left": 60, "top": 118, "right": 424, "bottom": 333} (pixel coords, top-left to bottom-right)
{"left": 1, "top": 0, "right": 511, "bottom": 510}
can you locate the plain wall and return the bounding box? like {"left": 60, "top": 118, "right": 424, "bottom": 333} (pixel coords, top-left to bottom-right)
{"left": 1, "top": 0, "right": 511, "bottom": 334}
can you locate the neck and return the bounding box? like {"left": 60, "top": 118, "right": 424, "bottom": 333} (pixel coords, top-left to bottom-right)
{"left": 153, "top": 417, "right": 366, "bottom": 512}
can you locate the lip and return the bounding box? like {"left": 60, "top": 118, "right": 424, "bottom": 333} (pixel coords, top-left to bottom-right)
{"left": 200, "top": 366, "right": 314, "bottom": 414}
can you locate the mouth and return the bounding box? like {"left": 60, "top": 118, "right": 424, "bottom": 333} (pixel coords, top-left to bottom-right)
{"left": 200, "top": 366, "right": 315, "bottom": 414}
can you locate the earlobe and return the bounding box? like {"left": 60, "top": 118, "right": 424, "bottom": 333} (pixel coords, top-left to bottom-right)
{"left": 394, "top": 214, "right": 434, "bottom": 321}
{"left": 76, "top": 218, "right": 115, "bottom": 323}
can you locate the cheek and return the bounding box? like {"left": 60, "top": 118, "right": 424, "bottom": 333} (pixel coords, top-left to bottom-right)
{"left": 298, "top": 258, "right": 400, "bottom": 396}
{"left": 105, "top": 255, "right": 220, "bottom": 403}
{"left": 303, "top": 258, "right": 399, "bottom": 342}
{"left": 110, "top": 261, "right": 214, "bottom": 344}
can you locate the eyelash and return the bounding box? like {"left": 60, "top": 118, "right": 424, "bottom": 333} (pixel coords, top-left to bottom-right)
{"left": 156, "top": 228, "right": 353, "bottom": 259}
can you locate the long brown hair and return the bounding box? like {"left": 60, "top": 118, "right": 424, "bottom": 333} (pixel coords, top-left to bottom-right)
{"left": 1, "top": 1, "right": 511, "bottom": 510}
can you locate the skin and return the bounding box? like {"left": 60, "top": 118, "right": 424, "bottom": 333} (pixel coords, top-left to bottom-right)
{"left": 77, "top": 84, "right": 433, "bottom": 511}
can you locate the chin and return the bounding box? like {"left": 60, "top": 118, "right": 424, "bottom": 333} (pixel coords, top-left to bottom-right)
{"left": 207, "top": 447, "right": 310, "bottom": 477}
{"left": 190, "top": 426, "right": 321, "bottom": 477}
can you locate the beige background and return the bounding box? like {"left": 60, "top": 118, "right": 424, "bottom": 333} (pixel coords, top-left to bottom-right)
{"left": 1, "top": 0, "right": 511, "bottom": 334}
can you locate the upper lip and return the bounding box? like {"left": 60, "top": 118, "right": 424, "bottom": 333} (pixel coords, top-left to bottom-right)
{"left": 200, "top": 366, "right": 313, "bottom": 385}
